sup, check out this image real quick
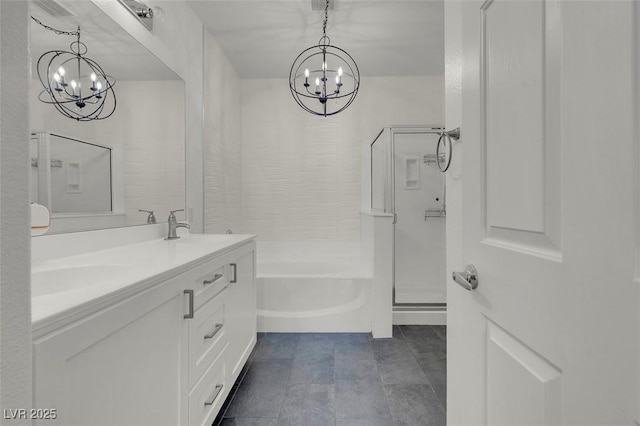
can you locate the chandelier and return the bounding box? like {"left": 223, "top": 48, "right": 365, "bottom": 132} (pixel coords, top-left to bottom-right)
{"left": 289, "top": 0, "right": 360, "bottom": 117}
{"left": 32, "top": 17, "right": 117, "bottom": 122}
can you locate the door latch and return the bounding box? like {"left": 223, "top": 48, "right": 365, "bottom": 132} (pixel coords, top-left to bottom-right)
{"left": 452, "top": 264, "right": 478, "bottom": 291}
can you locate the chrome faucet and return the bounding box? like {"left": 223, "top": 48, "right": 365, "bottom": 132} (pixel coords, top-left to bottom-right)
{"left": 165, "top": 209, "right": 190, "bottom": 240}
{"left": 138, "top": 209, "right": 156, "bottom": 224}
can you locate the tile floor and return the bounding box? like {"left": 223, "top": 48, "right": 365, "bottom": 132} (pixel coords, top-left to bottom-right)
{"left": 214, "top": 325, "right": 446, "bottom": 426}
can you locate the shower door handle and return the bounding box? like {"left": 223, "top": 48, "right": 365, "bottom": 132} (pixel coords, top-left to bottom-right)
{"left": 452, "top": 264, "right": 478, "bottom": 291}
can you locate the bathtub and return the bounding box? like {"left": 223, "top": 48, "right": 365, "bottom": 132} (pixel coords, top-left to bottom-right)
{"left": 256, "top": 240, "right": 373, "bottom": 332}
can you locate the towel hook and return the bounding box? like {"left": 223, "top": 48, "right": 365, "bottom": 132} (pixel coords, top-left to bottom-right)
{"left": 436, "top": 127, "right": 461, "bottom": 172}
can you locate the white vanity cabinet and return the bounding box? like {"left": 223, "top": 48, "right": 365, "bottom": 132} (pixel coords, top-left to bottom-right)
{"left": 33, "top": 273, "right": 186, "bottom": 426}
{"left": 185, "top": 241, "right": 257, "bottom": 426}
{"left": 32, "top": 238, "right": 256, "bottom": 426}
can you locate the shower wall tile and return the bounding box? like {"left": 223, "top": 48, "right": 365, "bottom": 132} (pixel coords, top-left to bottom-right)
{"left": 241, "top": 75, "right": 443, "bottom": 240}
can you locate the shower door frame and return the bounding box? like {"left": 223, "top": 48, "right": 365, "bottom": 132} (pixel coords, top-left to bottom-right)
{"left": 388, "top": 126, "right": 447, "bottom": 308}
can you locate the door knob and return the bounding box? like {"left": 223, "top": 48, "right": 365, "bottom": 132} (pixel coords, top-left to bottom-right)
{"left": 452, "top": 264, "right": 478, "bottom": 291}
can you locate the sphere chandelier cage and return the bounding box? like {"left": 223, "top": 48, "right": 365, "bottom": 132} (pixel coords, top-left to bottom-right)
{"left": 32, "top": 16, "right": 117, "bottom": 122}
{"left": 289, "top": 0, "right": 360, "bottom": 117}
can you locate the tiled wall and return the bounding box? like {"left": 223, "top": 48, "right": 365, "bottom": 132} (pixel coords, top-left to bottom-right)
{"left": 203, "top": 31, "right": 243, "bottom": 234}
{"left": 241, "top": 75, "right": 444, "bottom": 240}
{"left": 117, "top": 81, "right": 185, "bottom": 225}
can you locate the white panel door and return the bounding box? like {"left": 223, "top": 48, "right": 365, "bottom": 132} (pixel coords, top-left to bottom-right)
{"left": 394, "top": 131, "right": 446, "bottom": 304}
{"left": 448, "top": 1, "right": 639, "bottom": 425}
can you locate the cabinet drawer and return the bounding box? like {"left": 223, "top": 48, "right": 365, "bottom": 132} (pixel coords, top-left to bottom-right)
{"left": 189, "top": 257, "right": 229, "bottom": 310}
{"left": 188, "top": 346, "right": 228, "bottom": 426}
{"left": 189, "top": 290, "right": 227, "bottom": 388}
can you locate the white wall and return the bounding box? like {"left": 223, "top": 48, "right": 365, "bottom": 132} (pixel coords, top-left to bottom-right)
{"left": 0, "top": 0, "right": 32, "bottom": 419}
{"left": 203, "top": 31, "right": 242, "bottom": 234}
{"left": 241, "top": 75, "right": 443, "bottom": 240}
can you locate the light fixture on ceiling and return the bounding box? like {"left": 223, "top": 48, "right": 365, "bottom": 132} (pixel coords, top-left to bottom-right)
{"left": 289, "top": 0, "right": 360, "bottom": 117}
{"left": 32, "top": 16, "right": 117, "bottom": 122}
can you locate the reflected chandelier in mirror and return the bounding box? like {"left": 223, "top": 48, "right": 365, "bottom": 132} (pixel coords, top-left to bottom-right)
{"left": 32, "top": 16, "right": 116, "bottom": 122}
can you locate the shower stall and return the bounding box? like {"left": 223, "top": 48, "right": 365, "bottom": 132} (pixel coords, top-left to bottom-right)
{"left": 371, "top": 126, "right": 446, "bottom": 311}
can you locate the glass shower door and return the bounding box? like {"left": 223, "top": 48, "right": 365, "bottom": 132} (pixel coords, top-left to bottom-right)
{"left": 393, "top": 130, "right": 446, "bottom": 305}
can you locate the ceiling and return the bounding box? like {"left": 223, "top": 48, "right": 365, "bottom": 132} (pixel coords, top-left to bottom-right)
{"left": 187, "top": 0, "right": 444, "bottom": 79}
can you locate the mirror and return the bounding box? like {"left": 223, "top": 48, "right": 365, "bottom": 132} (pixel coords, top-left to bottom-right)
{"left": 29, "top": 0, "right": 185, "bottom": 234}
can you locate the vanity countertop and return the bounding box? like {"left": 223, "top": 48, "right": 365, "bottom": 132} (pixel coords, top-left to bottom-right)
{"left": 31, "top": 233, "right": 255, "bottom": 335}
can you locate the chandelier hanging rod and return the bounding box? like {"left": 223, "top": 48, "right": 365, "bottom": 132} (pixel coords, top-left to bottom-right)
{"left": 322, "top": 0, "right": 329, "bottom": 37}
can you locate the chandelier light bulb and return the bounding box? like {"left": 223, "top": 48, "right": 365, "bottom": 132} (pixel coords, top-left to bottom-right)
{"left": 95, "top": 81, "right": 103, "bottom": 98}
{"left": 338, "top": 67, "right": 343, "bottom": 77}
{"left": 305, "top": 68, "right": 309, "bottom": 78}
{"left": 70, "top": 79, "right": 77, "bottom": 97}
{"left": 57, "top": 66, "right": 67, "bottom": 86}
{"left": 315, "top": 77, "right": 320, "bottom": 94}
{"left": 90, "top": 72, "right": 98, "bottom": 90}
{"left": 52, "top": 72, "right": 62, "bottom": 92}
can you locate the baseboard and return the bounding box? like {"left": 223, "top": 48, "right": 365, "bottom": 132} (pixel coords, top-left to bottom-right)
{"left": 392, "top": 307, "right": 447, "bottom": 325}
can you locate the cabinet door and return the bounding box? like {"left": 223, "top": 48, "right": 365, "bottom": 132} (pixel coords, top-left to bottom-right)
{"left": 226, "top": 248, "right": 257, "bottom": 381}
{"left": 33, "top": 283, "right": 186, "bottom": 426}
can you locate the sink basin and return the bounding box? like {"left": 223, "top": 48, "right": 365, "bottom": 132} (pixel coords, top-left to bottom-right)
{"left": 32, "top": 264, "right": 127, "bottom": 297}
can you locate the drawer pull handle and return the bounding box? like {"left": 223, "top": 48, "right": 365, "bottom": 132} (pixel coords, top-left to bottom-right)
{"left": 230, "top": 263, "right": 237, "bottom": 283}
{"left": 203, "top": 273, "right": 223, "bottom": 285}
{"left": 204, "top": 323, "right": 224, "bottom": 340}
{"left": 204, "top": 384, "right": 224, "bottom": 406}
{"left": 183, "top": 289, "right": 194, "bottom": 319}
